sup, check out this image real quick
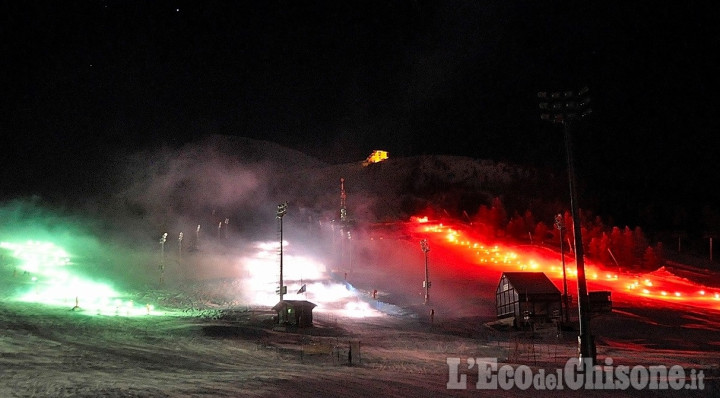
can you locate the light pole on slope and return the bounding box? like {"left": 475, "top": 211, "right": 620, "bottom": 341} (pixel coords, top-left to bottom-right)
{"left": 555, "top": 214, "right": 571, "bottom": 325}
{"left": 539, "top": 86, "right": 595, "bottom": 365}
{"left": 277, "top": 202, "right": 288, "bottom": 306}
{"left": 420, "top": 239, "right": 431, "bottom": 305}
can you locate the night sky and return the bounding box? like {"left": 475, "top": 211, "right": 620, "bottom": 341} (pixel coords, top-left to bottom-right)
{"left": 2, "top": 1, "right": 719, "bottom": 227}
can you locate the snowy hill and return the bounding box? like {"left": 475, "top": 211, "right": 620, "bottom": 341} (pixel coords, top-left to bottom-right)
{"left": 273, "top": 147, "right": 556, "bottom": 224}
{"left": 78, "top": 135, "right": 561, "bottom": 244}
{"left": 1, "top": 137, "right": 720, "bottom": 396}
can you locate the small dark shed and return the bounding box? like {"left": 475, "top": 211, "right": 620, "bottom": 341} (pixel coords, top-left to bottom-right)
{"left": 273, "top": 300, "right": 317, "bottom": 327}
{"left": 496, "top": 272, "right": 561, "bottom": 325}
{"left": 588, "top": 291, "right": 612, "bottom": 314}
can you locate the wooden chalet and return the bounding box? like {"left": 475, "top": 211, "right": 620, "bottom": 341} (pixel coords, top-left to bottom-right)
{"left": 273, "top": 300, "right": 317, "bottom": 328}
{"left": 496, "top": 272, "right": 562, "bottom": 327}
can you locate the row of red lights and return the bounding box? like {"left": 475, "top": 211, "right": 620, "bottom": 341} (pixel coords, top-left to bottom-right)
{"left": 409, "top": 217, "right": 720, "bottom": 311}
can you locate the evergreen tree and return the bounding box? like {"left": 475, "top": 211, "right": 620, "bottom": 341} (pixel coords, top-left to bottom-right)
{"left": 655, "top": 242, "right": 665, "bottom": 267}
{"left": 643, "top": 246, "right": 658, "bottom": 269}
{"left": 609, "top": 226, "right": 623, "bottom": 264}
{"left": 599, "top": 232, "right": 612, "bottom": 266}
{"left": 621, "top": 226, "right": 635, "bottom": 267}
{"left": 633, "top": 226, "right": 649, "bottom": 261}
{"left": 489, "top": 197, "right": 507, "bottom": 234}
{"left": 523, "top": 210, "right": 535, "bottom": 235}
{"left": 506, "top": 213, "right": 526, "bottom": 240}
{"left": 588, "top": 236, "right": 600, "bottom": 259}
{"left": 534, "top": 221, "right": 549, "bottom": 245}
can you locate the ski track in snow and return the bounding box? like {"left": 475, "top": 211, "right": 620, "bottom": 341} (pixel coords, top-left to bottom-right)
{"left": 2, "top": 286, "right": 719, "bottom": 397}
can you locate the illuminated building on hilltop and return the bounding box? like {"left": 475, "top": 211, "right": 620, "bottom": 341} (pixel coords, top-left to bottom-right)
{"left": 362, "top": 150, "right": 388, "bottom": 166}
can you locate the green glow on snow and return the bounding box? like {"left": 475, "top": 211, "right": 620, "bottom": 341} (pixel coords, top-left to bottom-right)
{"left": 1, "top": 240, "right": 162, "bottom": 317}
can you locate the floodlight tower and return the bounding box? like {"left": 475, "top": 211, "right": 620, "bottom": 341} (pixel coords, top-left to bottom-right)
{"left": 160, "top": 232, "right": 168, "bottom": 261}
{"left": 555, "top": 214, "right": 570, "bottom": 324}
{"left": 277, "top": 202, "right": 288, "bottom": 304}
{"left": 338, "top": 178, "right": 353, "bottom": 278}
{"left": 538, "top": 86, "right": 595, "bottom": 365}
{"left": 420, "top": 239, "right": 431, "bottom": 305}
{"left": 340, "top": 178, "right": 348, "bottom": 224}
{"left": 195, "top": 225, "right": 200, "bottom": 250}
{"left": 159, "top": 232, "right": 168, "bottom": 283}
{"left": 178, "top": 232, "right": 183, "bottom": 259}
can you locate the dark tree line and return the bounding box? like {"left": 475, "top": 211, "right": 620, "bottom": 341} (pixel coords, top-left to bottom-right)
{"left": 473, "top": 197, "right": 666, "bottom": 270}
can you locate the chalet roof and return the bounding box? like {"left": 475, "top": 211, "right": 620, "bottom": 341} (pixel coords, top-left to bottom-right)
{"left": 272, "top": 300, "right": 317, "bottom": 311}
{"left": 501, "top": 272, "right": 560, "bottom": 295}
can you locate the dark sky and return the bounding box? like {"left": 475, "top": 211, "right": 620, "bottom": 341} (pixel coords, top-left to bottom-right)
{"left": 2, "top": 1, "right": 719, "bottom": 224}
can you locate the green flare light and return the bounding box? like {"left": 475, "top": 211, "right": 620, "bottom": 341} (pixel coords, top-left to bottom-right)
{"left": 1, "top": 240, "right": 161, "bottom": 317}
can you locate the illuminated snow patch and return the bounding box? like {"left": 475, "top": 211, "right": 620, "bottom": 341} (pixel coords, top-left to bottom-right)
{"left": 240, "top": 240, "right": 383, "bottom": 318}
{"left": 1, "top": 240, "right": 163, "bottom": 317}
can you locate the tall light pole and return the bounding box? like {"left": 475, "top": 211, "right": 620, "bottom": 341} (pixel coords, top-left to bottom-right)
{"left": 704, "top": 232, "right": 715, "bottom": 262}
{"left": 555, "top": 214, "right": 570, "bottom": 324}
{"left": 420, "top": 239, "right": 431, "bottom": 305}
{"left": 338, "top": 178, "right": 353, "bottom": 279}
{"left": 195, "top": 224, "right": 201, "bottom": 250}
{"left": 178, "top": 232, "right": 183, "bottom": 259}
{"left": 277, "top": 202, "right": 288, "bottom": 306}
{"left": 539, "top": 87, "right": 595, "bottom": 365}
{"left": 159, "top": 232, "right": 168, "bottom": 284}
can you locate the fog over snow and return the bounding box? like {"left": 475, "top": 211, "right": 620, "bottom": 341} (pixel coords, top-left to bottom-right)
{"left": 1, "top": 136, "right": 719, "bottom": 397}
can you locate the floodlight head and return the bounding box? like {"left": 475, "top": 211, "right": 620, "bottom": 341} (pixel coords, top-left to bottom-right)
{"left": 539, "top": 87, "right": 591, "bottom": 124}
{"left": 276, "top": 202, "right": 288, "bottom": 218}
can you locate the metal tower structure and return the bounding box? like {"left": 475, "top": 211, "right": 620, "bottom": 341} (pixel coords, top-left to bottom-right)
{"left": 159, "top": 232, "right": 168, "bottom": 284}
{"left": 338, "top": 178, "right": 353, "bottom": 280}
{"left": 555, "top": 214, "right": 570, "bottom": 324}
{"left": 340, "top": 177, "right": 348, "bottom": 224}
{"left": 538, "top": 86, "right": 595, "bottom": 366}
{"left": 277, "top": 202, "right": 288, "bottom": 305}
{"left": 420, "top": 239, "right": 431, "bottom": 305}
